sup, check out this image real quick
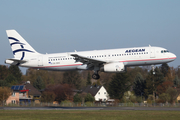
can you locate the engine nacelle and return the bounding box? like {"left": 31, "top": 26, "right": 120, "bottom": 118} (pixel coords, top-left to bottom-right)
{"left": 101, "top": 62, "right": 125, "bottom": 72}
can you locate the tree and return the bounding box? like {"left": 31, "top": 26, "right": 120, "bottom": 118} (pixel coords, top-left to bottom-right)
{"left": 73, "top": 93, "right": 82, "bottom": 103}
{"left": 63, "top": 71, "right": 81, "bottom": 89}
{"left": 157, "top": 81, "right": 173, "bottom": 94}
{"left": 160, "top": 63, "right": 170, "bottom": 77}
{"left": 53, "top": 84, "right": 73, "bottom": 103}
{"left": 0, "top": 65, "right": 9, "bottom": 80}
{"left": 133, "top": 73, "right": 145, "bottom": 97}
{"left": 0, "top": 87, "right": 11, "bottom": 106}
{"left": 92, "top": 79, "right": 101, "bottom": 86}
{"left": 159, "top": 93, "right": 170, "bottom": 103}
{"left": 0, "top": 80, "right": 10, "bottom": 87}
{"left": 166, "top": 87, "right": 178, "bottom": 103}
{"left": 40, "top": 91, "right": 56, "bottom": 103}
{"left": 174, "top": 75, "right": 180, "bottom": 87}
{"left": 145, "top": 67, "right": 164, "bottom": 98}
{"left": 86, "top": 72, "right": 91, "bottom": 86}
{"left": 108, "top": 72, "right": 131, "bottom": 100}
{"left": 25, "top": 68, "right": 64, "bottom": 86}
{"left": 33, "top": 76, "right": 45, "bottom": 90}
{"left": 8, "top": 65, "right": 22, "bottom": 83}
{"left": 165, "top": 67, "right": 176, "bottom": 82}
{"left": 84, "top": 93, "right": 95, "bottom": 102}
{"left": 4, "top": 74, "right": 18, "bottom": 85}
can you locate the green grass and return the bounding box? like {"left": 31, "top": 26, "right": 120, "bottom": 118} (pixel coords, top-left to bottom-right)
{"left": 0, "top": 110, "right": 180, "bottom": 120}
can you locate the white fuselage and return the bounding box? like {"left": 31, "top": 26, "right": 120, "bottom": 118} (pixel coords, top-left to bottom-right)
{"left": 14, "top": 46, "right": 176, "bottom": 71}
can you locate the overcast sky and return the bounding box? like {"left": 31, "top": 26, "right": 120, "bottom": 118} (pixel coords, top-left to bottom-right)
{"left": 0, "top": 0, "right": 180, "bottom": 74}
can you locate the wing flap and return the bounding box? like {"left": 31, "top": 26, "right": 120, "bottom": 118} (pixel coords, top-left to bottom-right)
{"left": 70, "top": 54, "right": 107, "bottom": 69}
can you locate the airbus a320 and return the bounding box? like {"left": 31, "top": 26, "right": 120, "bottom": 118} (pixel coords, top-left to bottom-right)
{"left": 5, "top": 30, "right": 176, "bottom": 79}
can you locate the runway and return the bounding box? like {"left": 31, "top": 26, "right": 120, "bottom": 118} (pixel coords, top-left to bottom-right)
{"left": 1, "top": 106, "right": 180, "bottom": 111}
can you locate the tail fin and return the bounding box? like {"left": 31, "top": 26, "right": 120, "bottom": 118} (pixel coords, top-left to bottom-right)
{"left": 6, "top": 30, "right": 40, "bottom": 60}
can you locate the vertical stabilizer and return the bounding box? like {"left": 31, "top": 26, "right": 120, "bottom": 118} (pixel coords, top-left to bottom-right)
{"left": 6, "top": 30, "right": 40, "bottom": 60}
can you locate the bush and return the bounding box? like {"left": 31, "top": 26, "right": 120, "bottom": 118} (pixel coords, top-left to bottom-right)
{"left": 156, "top": 99, "right": 164, "bottom": 103}
{"left": 85, "top": 93, "right": 94, "bottom": 102}
{"left": 159, "top": 93, "right": 170, "bottom": 103}
{"left": 136, "top": 96, "right": 143, "bottom": 103}
{"left": 85, "top": 102, "right": 93, "bottom": 106}
{"left": 73, "top": 94, "right": 82, "bottom": 103}
{"left": 129, "top": 95, "right": 136, "bottom": 103}
{"left": 147, "top": 99, "right": 152, "bottom": 104}
{"left": 60, "top": 100, "right": 73, "bottom": 106}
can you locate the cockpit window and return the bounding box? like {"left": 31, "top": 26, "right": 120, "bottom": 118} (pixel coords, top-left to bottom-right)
{"left": 161, "top": 50, "right": 169, "bottom": 53}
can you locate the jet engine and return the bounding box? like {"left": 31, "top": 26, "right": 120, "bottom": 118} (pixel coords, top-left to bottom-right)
{"left": 101, "top": 62, "right": 125, "bottom": 72}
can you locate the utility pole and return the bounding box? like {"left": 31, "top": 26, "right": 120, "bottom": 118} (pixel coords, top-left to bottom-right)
{"left": 152, "top": 65, "right": 155, "bottom": 102}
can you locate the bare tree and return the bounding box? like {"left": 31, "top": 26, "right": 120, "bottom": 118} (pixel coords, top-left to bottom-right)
{"left": 0, "top": 87, "right": 11, "bottom": 106}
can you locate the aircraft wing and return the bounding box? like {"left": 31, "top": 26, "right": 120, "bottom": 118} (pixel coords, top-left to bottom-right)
{"left": 71, "top": 54, "right": 107, "bottom": 68}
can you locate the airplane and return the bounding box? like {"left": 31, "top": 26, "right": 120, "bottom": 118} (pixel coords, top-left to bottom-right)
{"left": 5, "top": 30, "right": 177, "bottom": 79}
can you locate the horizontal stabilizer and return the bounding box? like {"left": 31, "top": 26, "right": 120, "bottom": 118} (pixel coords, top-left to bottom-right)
{"left": 5, "top": 58, "right": 27, "bottom": 65}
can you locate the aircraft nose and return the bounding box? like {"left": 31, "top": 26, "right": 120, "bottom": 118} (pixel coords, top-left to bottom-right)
{"left": 172, "top": 53, "right": 177, "bottom": 59}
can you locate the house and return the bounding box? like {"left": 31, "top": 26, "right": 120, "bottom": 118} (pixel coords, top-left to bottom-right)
{"left": 81, "top": 85, "right": 109, "bottom": 102}
{"left": 6, "top": 85, "right": 31, "bottom": 105}
{"left": 24, "top": 81, "right": 41, "bottom": 103}
{"left": 6, "top": 81, "right": 41, "bottom": 105}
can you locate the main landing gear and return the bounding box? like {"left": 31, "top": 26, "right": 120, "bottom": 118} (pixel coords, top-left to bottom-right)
{"left": 92, "top": 69, "right": 100, "bottom": 80}
{"left": 92, "top": 73, "right": 100, "bottom": 79}
{"left": 92, "top": 66, "right": 100, "bottom": 80}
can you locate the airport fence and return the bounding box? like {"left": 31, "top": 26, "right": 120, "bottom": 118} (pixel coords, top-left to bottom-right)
{"left": 3, "top": 102, "right": 180, "bottom": 108}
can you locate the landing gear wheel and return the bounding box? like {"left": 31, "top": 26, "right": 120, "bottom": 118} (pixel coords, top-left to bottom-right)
{"left": 92, "top": 74, "right": 100, "bottom": 80}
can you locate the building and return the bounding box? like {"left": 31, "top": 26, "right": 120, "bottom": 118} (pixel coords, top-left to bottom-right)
{"left": 6, "top": 81, "right": 41, "bottom": 105}
{"left": 24, "top": 81, "right": 41, "bottom": 103}
{"left": 81, "top": 85, "right": 109, "bottom": 102}
{"left": 6, "top": 85, "right": 31, "bottom": 105}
